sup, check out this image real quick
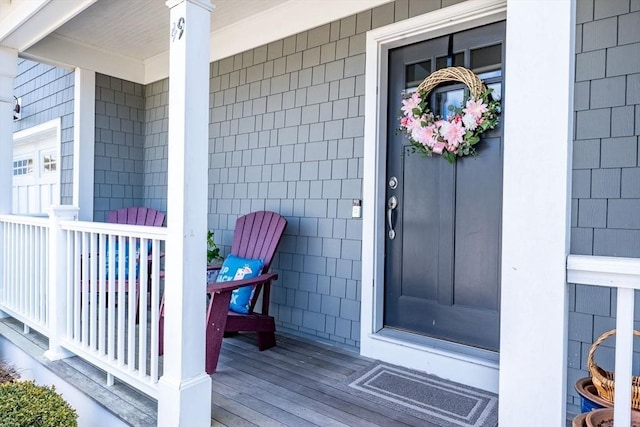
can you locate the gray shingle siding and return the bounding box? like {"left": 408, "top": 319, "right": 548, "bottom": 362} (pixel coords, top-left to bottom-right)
{"left": 13, "top": 59, "right": 74, "bottom": 204}
{"left": 143, "top": 79, "right": 169, "bottom": 215}
{"left": 569, "top": 0, "right": 640, "bottom": 414}
{"left": 93, "top": 74, "right": 145, "bottom": 222}
{"left": 203, "top": 13, "right": 380, "bottom": 347}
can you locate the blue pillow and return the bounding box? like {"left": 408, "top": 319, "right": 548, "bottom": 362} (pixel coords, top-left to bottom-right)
{"left": 105, "top": 239, "right": 152, "bottom": 280}
{"left": 216, "top": 254, "right": 263, "bottom": 314}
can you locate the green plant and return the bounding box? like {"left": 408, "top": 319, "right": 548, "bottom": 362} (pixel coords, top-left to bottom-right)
{"left": 0, "top": 381, "right": 78, "bottom": 427}
{"left": 207, "top": 230, "right": 222, "bottom": 264}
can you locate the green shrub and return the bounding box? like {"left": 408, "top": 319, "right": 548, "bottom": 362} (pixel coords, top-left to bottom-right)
{"left": 0, "top": 380, "right": 78, "bottom": 427}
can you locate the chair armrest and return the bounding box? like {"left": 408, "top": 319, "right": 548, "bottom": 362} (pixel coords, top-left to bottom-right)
{"left": 206, "top": 272, "right": 278, "bottom": 294}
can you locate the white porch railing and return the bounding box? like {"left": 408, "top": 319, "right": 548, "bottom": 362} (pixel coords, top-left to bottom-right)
{"left": 0, "top": 210, "right": 167, "bottom": 399}
{"left": 0, "top": 214, "right": 50, "bottom": 334}
{"left": 567, "top": 254, "right": 640, "bottom": 427}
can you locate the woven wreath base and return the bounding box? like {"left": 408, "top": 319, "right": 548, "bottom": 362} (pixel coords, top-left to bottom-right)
{"left": 400, "top": 66, "right": 499, "bottom": 164}
{"left": 417, "top": 66, "right": 486, "bottom": 99}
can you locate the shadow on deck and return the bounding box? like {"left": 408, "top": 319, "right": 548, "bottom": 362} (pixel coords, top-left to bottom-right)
{"left": 0, "top": 317, "right": 493, "bottom": 426}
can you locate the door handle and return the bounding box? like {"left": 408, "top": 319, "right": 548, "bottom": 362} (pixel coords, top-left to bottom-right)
{"left": 387, "top": 195, "right": 398, "bottom": 240}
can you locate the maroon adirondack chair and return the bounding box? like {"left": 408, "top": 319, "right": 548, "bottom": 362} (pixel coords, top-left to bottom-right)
{"left": 105, "top": 207, "right": 166, "bottom": 319}
{"left": 106, "top": 207, "right": 165, "bottom": 227}
{"left": 158, "top": 211, "right": 287, "bottom": 374}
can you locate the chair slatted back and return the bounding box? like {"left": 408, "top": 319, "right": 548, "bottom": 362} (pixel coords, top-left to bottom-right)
{"left": 106, "top": 207, "right": 165, "bottom": 227}
{"left": 231, "top": 211, "right": 286, "bottom": 273}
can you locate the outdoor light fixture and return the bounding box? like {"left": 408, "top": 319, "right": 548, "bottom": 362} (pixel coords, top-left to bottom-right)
{"left": 13, "top": 96, "right": 21, "bottom": 121}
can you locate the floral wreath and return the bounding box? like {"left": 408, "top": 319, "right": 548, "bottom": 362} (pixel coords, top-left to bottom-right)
{"left": 399, "top": 67, "right": 501, "bottom": 164}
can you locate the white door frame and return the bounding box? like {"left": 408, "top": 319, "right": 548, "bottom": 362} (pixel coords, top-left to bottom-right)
{"left": 12, "top": 118, "right": 62, "bottom": 215}
{"left": 361, "top": 5, "right": 574, "bottom": 422}
{"left": 361, "top": 0, "right": 507, "bottom": 393}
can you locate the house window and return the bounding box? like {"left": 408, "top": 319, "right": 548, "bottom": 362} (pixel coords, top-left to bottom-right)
{"left": 405, "top": 60, "right": 432, "bottom": 88}
{"left": 435, "top": 52, "right": 464, "bottom": 70}
{"left": 42, "top": 151, "right": 57, "bottom": 173}
{"left": 13, "top": 158, "right": 33, "bottom": 176}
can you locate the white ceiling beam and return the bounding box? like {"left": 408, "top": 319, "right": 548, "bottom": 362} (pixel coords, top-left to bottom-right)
{"left": 23, "top": 34, "right": 145, "bottom": 83}
{"left": 0, "top": 0, "right": 96, "bottom": 51}
{"left": 0, "top": 0, "right": 49, "bottom": 44}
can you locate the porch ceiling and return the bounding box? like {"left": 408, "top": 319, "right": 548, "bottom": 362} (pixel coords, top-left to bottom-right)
{"left": 1, "top": 0, "right": 392, "bottom": 85}
{"left": 50, "top": 0, "right": 290, "bottom": 61}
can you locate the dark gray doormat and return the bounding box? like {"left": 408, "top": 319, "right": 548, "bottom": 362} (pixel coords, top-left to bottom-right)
{"left": 341, "top": 363, "right": 498, "bottom": 427}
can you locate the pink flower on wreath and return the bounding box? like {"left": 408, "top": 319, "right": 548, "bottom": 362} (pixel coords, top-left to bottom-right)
{"left": 463, "top": 98, "right": 488, "bottom": 119}
{"left": 406, "top": 116, "right": 424, "bottom": 137}
{"left": 400, "top": 116, "right": 410, "bottom": 127}
{"left": 432, "top": 142, "right": 446, "bottom": 154}
{"left": 440, "top": 120, "right": 465, "bottom": 148}
{"left": 415, "top": 124, "right": 438, "bottom": 148}
{"left": 434, "top": 119, "right": 447, "bottom": 132}
{"left": 401, "top": 92, "right": 422, "bottom": 116}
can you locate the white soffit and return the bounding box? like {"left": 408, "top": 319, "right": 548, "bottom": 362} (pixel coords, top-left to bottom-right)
{"left": 209, "top": 0, "right": 394, "bottom": 62}
{"left": 20, "top": 0, "right": 393, "bottom": 85}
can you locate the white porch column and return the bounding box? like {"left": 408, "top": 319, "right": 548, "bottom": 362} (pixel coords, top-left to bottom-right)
{"left": 499, "top": 1, "right": 575, "bottom": 426}
{"left": 44, "top": 205, "right": 79, "bottom": 361}
{"left": 73, "top": 68, "right": 95, "bottom": 221}
{"left": 0, "top": 47, "right": 18, "bottom": 318}
{"left": 157, "top": 0, "right": 213, "bottom": 426}
{"left": 0, "top": 47, "right": 17, "bottom": 216}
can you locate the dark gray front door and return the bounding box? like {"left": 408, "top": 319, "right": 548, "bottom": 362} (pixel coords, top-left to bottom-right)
{"left": 384, "top": 22, "right": 505, "bottom": 351}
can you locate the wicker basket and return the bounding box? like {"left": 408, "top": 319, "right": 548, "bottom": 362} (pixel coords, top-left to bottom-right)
{"left": 416, "top": 66, "right": 486, "bottom": 99}
{"left": 587, "top": 328, "right": 640, "bottom": 409}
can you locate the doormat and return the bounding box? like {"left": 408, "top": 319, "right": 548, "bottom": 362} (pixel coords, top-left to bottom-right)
{"left": 342, "top": 363, "right": 498, "bottom": 427}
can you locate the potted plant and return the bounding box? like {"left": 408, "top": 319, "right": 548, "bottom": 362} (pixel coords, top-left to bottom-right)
{"left": 207, "top": 230, "right": 222, "bottom": 265}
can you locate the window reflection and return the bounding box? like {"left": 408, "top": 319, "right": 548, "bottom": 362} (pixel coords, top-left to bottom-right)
{"left": 435, "top": 89, "right": 465, "bottom": 118}
{"left": 487, "top": 82, "right": 501, "bottom": 101}
{"left": 13, "top": 158, "right": 33, "bottom": 176}
{"left": 43, "top": 152, "right": 57, "bottom": 173}
{"left": 406, "top": 60, "right": 431, "bottom": 88}
{"left": 436, "top": 53, "right": 464, "bottom": 70}
{"left": 471, "top": 44, "right": 502, "bottom": 75}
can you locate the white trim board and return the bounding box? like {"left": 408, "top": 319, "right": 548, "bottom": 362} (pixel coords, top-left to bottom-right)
{"left": 361, "top": 0, "right": 507, "bottom": 395}
{"left": 72, "top": 68, "right": 95, "bottom": 221}
{"left": 13, "top": 118, "right": 61, "bottom": 146}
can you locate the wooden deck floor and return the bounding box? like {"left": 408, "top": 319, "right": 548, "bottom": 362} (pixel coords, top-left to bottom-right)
{"left": 211, "top": 333, "right": 430, "bottom": 427}
{"left": 0, "top": 317, "right": 436, "bottom": 426}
